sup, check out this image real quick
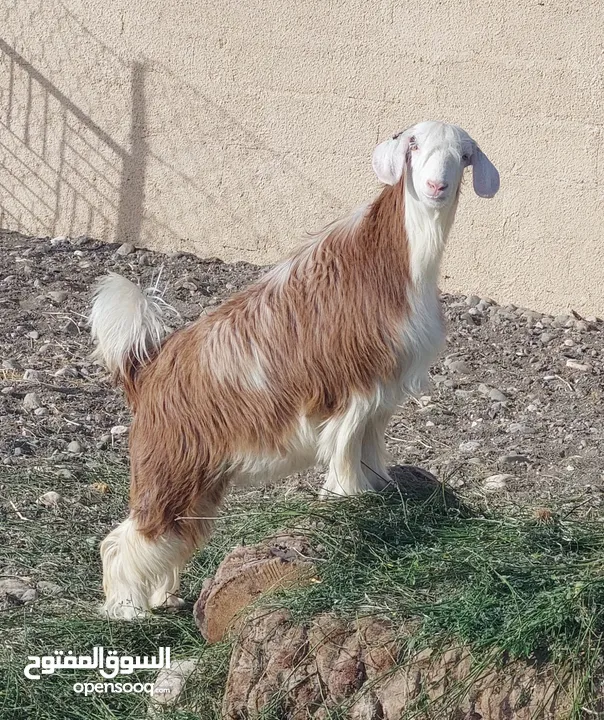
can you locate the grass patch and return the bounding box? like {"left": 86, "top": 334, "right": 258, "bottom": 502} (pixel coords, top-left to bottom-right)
{"left": 1, "top": 462, "right": 604, "bottom": 718}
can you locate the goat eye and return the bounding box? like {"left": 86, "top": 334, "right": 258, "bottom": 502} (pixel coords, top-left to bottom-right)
{"left": 462, "top": 153, "right": 471, "bottom": 162}
{"left": 409, "top": 136, "right": 418, "bottom": 151}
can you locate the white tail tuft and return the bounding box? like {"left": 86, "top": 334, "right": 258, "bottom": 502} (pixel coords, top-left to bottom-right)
{"left": 89, "top": 272, "right": 165, "bottom": 376}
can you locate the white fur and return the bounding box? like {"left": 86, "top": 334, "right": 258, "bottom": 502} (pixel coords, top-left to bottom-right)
{"left": 207, "top": 320, "right": 269, "bottom": 391}
{"left": 318, "top": 392, "right": 390, "bottom": 497}
{"left": 230, "top": 414, "right": 318, "bottom": 487}
{"left": 89, "top": 273, "right": 165, "bottom": 375}
{"left": 372, "top": 121, "right": 499, "bottom": 203}
{"left": 100, "top": 516, "right": 187, "bottom": 619}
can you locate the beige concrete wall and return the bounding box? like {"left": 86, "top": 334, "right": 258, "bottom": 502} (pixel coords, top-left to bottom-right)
{"left": 1, "top": 1, "right": 603, "bottom": 314}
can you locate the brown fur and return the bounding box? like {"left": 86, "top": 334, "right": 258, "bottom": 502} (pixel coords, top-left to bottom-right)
{"left": 122, "top": 180, "right": 410, "bottom": 543}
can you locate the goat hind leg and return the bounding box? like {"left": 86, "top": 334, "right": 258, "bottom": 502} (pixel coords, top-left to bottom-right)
{"left": 100, "top": 515, "right": 189, "bottom": 620}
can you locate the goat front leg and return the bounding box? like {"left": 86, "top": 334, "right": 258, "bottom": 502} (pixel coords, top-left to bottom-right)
{"left": 318, "top": 400, "right": 375, "bottom": 499}
{"left": 360, "top": 410, "right": 393, "bottom": 491}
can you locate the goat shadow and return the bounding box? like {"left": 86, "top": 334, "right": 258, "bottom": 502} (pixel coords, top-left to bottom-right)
{"left": 382, "top": 464, "right": 471, "bottom": 515}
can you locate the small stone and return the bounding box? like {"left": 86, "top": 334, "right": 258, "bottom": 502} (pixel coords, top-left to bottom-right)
{"left": 50, "top": 235, "right": 69, "bottom": 246}
{"left": 499, "top": 454, "right": 530, "bottom": 465}
{"left": 34, "top": 407, "right": 48, "bottom": 417}
{"left": 465, "top": 295, "right": 480, "bottom": 307}
{"left": 574, "top": 320, "right": 591, "bottom": 332}
{"left": 116, "top": 242, "right": 135, "bottom": 256}
{"left": 2, "top": 359, "right": 22, "bottom": 371}
{"left": 448, "top": 477, "right": 466, "bottom": 489}
{"left": 61, "top": 319, "right": 80, "bottom": 335}
{"left": 67, "top": 440, "right": 82, "bottom": 454}
{"left": 447, "top": 360, "right": 472, "bottom": 374}
{"left": 483, "top": 474, "right": 513, "bottom": 492}
{"left": 566, "top": 360, "right": 589, "bottom": 372}
{"left": 23, "top": 392, "right": 41, "bottom": 410}
{"left": 478, "top": 384, "right": 508, "bottom": 402}
{"left": 110, "top": 425, "right": 129, "bottom": 436}
{"left": 507, "top": 422, "right": 527, "bottom": 434}
{"left": 540, "top": 333, "right": 554, "bottom": 344}
{"left": 20, "top": 588, "right": 38, "bottom": 603}
{"left": 459, "top": 440, "right": 481, "bottom": 453}
{"left": 564, "top": 339, "right": 575, "bottom": 347}
{"left": 25, "top": 330, "right": 39, "bottom": 340}
{"left": 0, "top": 578, "right": 38, "bottom": 605}
{"left": 98, "top": 434, "right": 112, "bottom": 448}
{"left": 38, "top": 491, "right": 62, "bottom": 507}
{"left": 488, "top": 388, "right": 508, "bottom": 403}
{"left": 56, "top": 468, "right": 73, "bottom": 479}
{"left": 47, "top": 290, "right": 68, "bottom": 303}
{"left": 23, "top": 369, "right": 40, "bottom": 380}
{"left": 37, "top": 581, "right": 63, "bottom": 596}
{"left": 552, "top": 314, "right": 569, "bottom": 328}
{"left": 54, "top": 366, "right": 79, "bottom": 378}
{"left": 151, "top": 660, "right": 198, "bottom": 707}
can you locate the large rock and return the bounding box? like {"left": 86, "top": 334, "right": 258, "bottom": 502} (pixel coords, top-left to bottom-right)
{"left": 222, "top": 609, "right": 575, "bottom": 719}
{"left": 193, "top": 534, "right": 316, "bottom": 643}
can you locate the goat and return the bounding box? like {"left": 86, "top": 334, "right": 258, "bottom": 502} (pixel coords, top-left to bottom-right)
{"left": 90, "top": 120, "right": 500, "bottom": 619}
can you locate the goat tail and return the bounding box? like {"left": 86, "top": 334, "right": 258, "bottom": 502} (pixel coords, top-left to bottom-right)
{"left": 89, "top": 273, "right": 165, "bottom": 385}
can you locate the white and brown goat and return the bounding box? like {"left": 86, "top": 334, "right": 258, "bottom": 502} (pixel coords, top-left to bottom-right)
{"left": 90, "top": 120, "right": 500, "bottom": 619}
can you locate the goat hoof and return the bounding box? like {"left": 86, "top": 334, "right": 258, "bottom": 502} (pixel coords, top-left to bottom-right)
{"left": 100, "top": 601, "right": 148, "bottom": 621}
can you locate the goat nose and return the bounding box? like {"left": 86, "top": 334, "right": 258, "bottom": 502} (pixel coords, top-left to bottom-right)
{"left": 427, "top": 180, "right": 448, "bottom": 194}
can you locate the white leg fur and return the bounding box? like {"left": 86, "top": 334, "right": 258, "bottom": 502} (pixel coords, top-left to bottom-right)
{"left": 318, "top": 396, "right": 376, "bottom": 499}
{"left": 361, "top": 410, "right": 392, "bottom": 490}
{"left": 100, "top": 516, "right": 189, "bottom": 620}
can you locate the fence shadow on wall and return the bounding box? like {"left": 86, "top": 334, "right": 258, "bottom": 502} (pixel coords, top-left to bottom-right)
{"left": 0, "top": 38, "right": 147, "bottom": 245}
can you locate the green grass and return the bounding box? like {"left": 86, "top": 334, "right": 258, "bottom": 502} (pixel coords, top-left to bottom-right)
{"left": 1, "top": 461, "right": 604, "bottom": 718}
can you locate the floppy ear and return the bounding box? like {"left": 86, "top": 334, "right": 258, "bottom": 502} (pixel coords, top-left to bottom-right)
{"left": 471, "top": 146, "right": 500, "bottom": 198}
{"left": 372, "top": 132, "right": 411, "bottom": 185}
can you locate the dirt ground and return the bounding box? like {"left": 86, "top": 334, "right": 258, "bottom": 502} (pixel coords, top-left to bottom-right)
{"left": 1, "top": 229, "right": 603, "bottom": 514}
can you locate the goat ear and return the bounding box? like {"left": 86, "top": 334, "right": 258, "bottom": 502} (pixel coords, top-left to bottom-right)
{"left": 372, "top": 133, "right": 410, "bottom": 185}
{"left": 471, "top": 146, "right": 500, "bottom": 198}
